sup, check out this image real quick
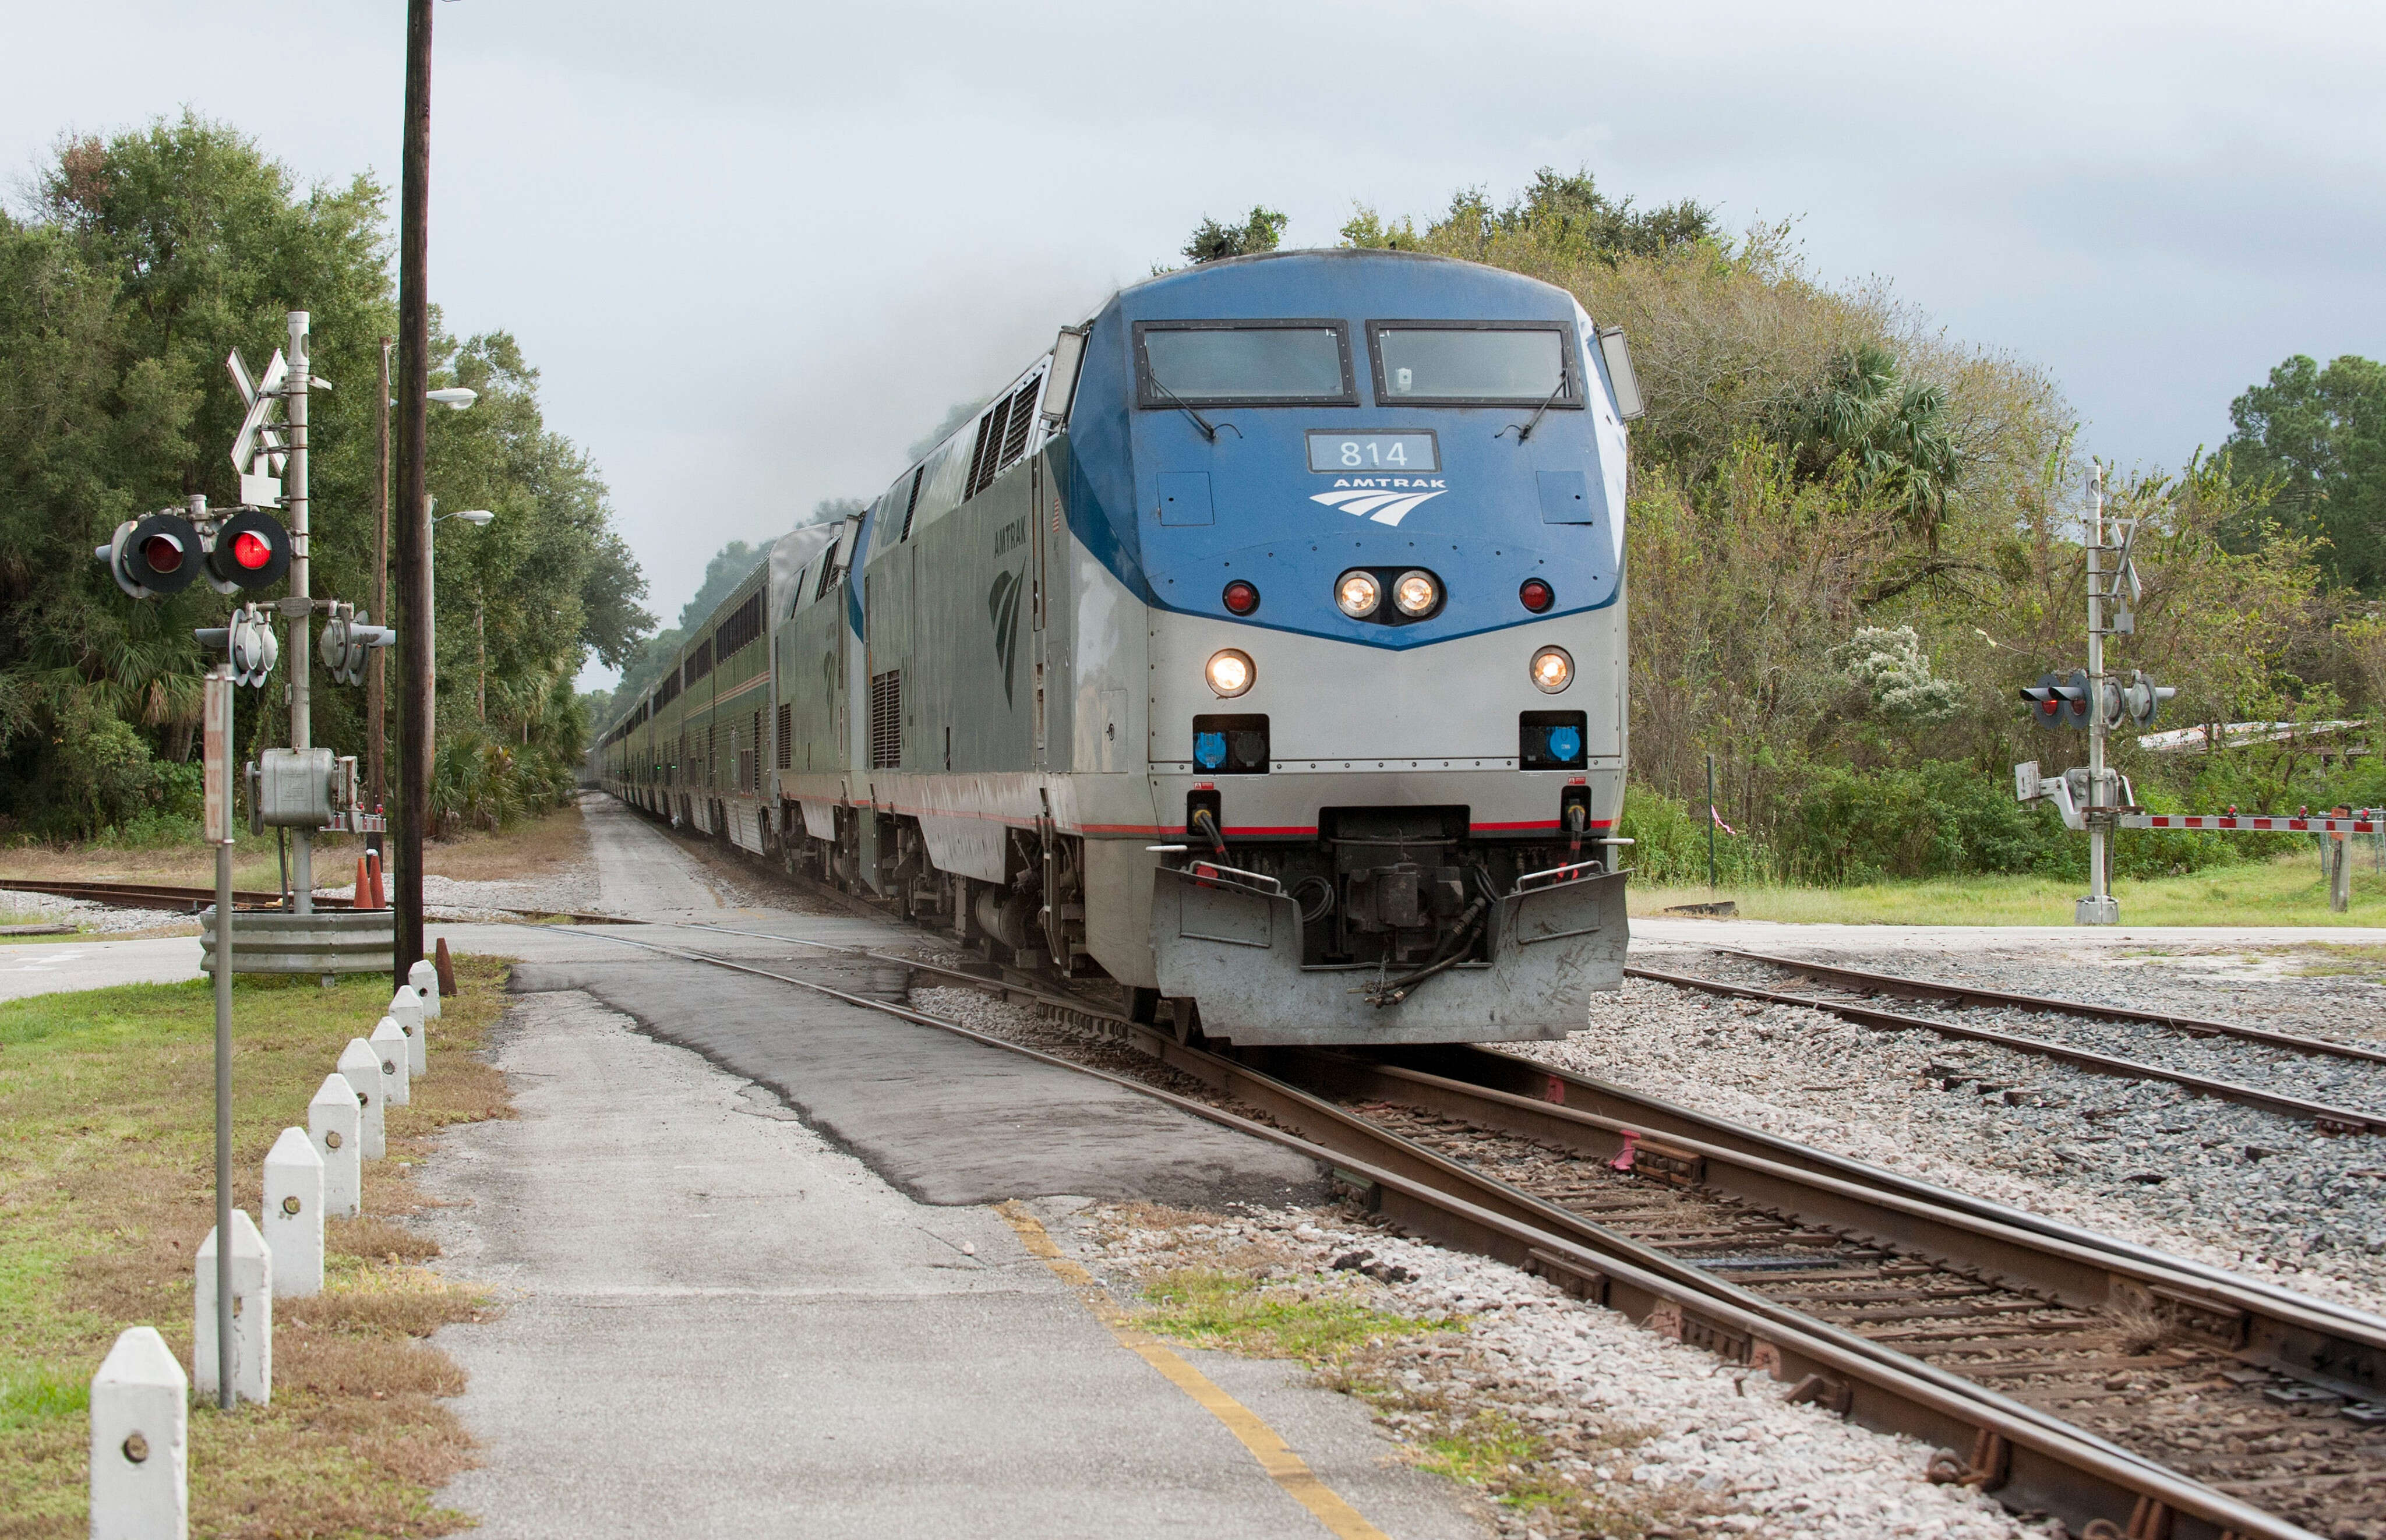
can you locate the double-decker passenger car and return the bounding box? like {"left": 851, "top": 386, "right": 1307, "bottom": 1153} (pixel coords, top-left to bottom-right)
{"left": 595, "top": 248, "right": 1640, "bottom": 1045}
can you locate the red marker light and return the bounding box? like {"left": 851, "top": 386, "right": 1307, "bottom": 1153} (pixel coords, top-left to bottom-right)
{"left": 1519, "top": 578, "right": 1554, "bottom": 613}
{"left": 1222, "top": 580, "right": 1259, "bottom": 616}
{"left": 142, "top": 535, "right": 185, "bottom": 574}
{"left": 232, "top": 531, "right": 273, "bottom": 570}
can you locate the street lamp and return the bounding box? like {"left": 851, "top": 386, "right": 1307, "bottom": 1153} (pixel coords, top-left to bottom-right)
{"left": 370, "top": 379, "right": 482, "bottom": 860}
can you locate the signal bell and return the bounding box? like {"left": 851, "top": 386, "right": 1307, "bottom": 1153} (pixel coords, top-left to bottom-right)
{"left": 206, "top": 510, "right": 292, "bottom": 593}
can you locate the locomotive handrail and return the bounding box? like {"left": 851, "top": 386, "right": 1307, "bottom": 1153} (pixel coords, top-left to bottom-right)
{"left": 1509, "top": 856, "right": 1616, "bottom": 896}
{"left": 1161, "top": 859, "right": 1287, "bottom": 900}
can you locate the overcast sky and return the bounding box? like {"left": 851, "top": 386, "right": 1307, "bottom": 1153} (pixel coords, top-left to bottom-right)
{"left": 12, "top": 2, "right": 2381, "bottom": 689}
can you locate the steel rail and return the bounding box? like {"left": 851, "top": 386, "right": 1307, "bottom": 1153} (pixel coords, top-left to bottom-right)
{"left": 1714, "top": 947, "right": 2386, "bottom": 1068}
{"left": 670, "top": 915, "right": 2386, "bottom": 1362}
{"left": 574, "top": 917, "right": 2323, "bottom": 1539}
{"left": 1628, "top": 963, "right": 2386, "bottom": 1135}
{"left": 668, "top": 914, "right": 2386, "bottom": 1339}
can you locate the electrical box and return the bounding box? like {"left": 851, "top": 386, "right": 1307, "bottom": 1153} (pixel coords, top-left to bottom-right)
{"left": 251, "top": 748, "right": 338, "bottom": 829}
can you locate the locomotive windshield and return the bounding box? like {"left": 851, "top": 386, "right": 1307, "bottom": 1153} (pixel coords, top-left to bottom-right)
{"left": 1371, "top": 323, "right": 1576, "bottom": 406}
{"left": 1135, "top": 321, "right": 1354, "bottom": 407}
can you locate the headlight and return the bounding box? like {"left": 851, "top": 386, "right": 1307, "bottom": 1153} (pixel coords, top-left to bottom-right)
{"left": 1336, "top": 570, "right": 1381, "bottom": 618}
{"left": 1206, "top": 649, "right": 1254, "bottom": 698}
{"left": 1530, "top": 645, "right": 1573, "bottom": 694}
{"left": 1393, "top": 569, "right": 1439, "bottom": 617}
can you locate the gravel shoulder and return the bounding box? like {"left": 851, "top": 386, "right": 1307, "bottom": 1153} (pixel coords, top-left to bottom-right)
{"left": 909, "top": 980, "right": 2048, "bottom": 1539}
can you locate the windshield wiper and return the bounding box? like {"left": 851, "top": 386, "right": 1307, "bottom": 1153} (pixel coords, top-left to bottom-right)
{"left": 1148, "top": 375, "right": 1239, "bottom": 441}
{"left": 1498, "top": 377, "right": 1569, "bottom": 443}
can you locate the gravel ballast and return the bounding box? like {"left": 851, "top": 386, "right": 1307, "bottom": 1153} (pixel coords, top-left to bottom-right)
{"left": 1521, "top": 953, "right": 2386, "bottom": 1321}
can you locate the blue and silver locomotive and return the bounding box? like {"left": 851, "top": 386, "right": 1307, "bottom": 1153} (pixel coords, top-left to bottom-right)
{"left": 594, "top": 248, "right": 1639, "bottom": 1045}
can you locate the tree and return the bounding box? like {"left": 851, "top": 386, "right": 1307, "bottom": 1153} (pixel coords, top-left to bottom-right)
{"left": 1182, "top": 206, "right": 1287, "bottom": 264}
{"left": 1347, "top": 168, "right": 1715, "bottom": 267}
{"left": 1790, "top": 342, "right": 1962, "bottom": 542}
{"left": 2222, "top": 353, "right": 2386, "bottom": 594}
{"left": 0, "top": 113, "right": 648, "bottom": 836}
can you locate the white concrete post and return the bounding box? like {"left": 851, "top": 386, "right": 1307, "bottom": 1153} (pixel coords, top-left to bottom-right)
{"left": 309, "top": 1073, "right": 362, "bottom": 1217}
{"left": 389, "top": 985, "right": 427, "bottom": 1078}
{"left": 407, "top": 959, "right": 442, "bottom": 1021}
{"left": 193, "top": 1210, "right": 271, "bottom": 1405}
{"left": 369, "top": 1016, "right": 412, "bottom": 1108}
{"left": 337, "top": 1039, "right": 387, "bottom": 1161}
{"left": 90, "top": 1326, "right": 187, "bottom": 1540}
{"left": 263, "top": 1127, "right": 324, "bottom": 1298}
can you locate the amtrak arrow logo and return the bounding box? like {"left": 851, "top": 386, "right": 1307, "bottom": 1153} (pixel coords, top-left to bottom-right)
{"left": 1310, "top": 478, "right": 1448, "bottom": 527}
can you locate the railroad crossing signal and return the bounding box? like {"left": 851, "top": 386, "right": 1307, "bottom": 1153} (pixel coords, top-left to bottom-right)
{"left": 203, "top": 510, "right": 292, "bottom": 593}
{"left": 97, "top": 506, "right": 291, "bottom": 601}
{"left": 2116, "top": 669, "right": 2174, "bottom": 729}
{"left": 194, "top": 603, "right": 280, "bottom": 687}
{"left": 319, "top": 603, "right": 394, "bottom": 686}
{"left": 227, "top": 347, "right": 291, "bottom": 507}
{"left": 97, "top": 511, "right": 205, "bottom": 599}
{"left": 2018, "top": 669, "right": 2092, "bottom": 730}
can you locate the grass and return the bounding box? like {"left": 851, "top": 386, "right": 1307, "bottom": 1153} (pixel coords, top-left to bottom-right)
{"left": 1134, "top": 1267, "right": 1455, "bottom": 1365}
{"left": 0, "top": 957, "right": 513, "bottom": 1538}
{"left": 0, "top": 801, "right": 589, "bottom": 896}
{"left": 1632, "top": 849, "right": 2386, "bottom": 927}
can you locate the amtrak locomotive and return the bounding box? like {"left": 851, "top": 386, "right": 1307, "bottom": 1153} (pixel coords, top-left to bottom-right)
{"left": 594, "top": 249, "right": 1639, "bottom": 1045}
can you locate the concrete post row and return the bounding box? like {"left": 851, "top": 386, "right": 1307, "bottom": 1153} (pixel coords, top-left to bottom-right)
{"left": 337, "top": 1039, "right": 387, "bottom": 1161}
{"left": 193, "top": 1211, "right": 271, "bottom": 1405}
{"left": 309, "top": 1073, "right": 362, "bottom": 1217}
{"left": 389, "top": 986, "right": 427, "bottom": 1077}
{"left": 407, "top": 958, "right": 442, "bottom": 1021}
{"left": 369, "top": 1016, "right": 412, "bottom": 1107}
{"left": 263, "top": 1127, "right": 325, "bottom": 1298}
{"left": 90, "top": 1326, "right": 187, "bottom": 1539}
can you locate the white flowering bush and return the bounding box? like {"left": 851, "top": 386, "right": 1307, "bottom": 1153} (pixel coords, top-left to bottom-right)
{"left": 1829, "top": 626, "right": 1964, "bottom": 725}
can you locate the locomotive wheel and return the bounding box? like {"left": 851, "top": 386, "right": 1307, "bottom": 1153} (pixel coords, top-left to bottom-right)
{"left": 1127, "top": 987, "right": 1160, "bottom": 1026}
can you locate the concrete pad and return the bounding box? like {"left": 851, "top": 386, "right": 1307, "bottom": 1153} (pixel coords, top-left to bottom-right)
{"left": 507, "top": 948, "right": 1326, "bottom": 1210}
{"left": 423, "top": 988, "right": 1481, "bottom": 1540}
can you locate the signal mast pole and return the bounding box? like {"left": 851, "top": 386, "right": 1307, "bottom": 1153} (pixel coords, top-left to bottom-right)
{"left": 285, "top": 310, "right": 315, "bottom": 914}
{"left": 2080, "top": 466, "right": 2117, "bottom": 925}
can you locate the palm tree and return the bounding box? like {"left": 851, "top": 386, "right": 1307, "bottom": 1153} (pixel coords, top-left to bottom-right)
{"left": 1794, "top": 342, "right": 1961, "bottom": 541}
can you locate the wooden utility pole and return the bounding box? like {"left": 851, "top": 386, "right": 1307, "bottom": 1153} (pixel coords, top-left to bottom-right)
{"left": 394, "top": 0, "right": 435, "bottom": 986}
{"left": 367, "top": 336, "right": 391, "bottom": 855}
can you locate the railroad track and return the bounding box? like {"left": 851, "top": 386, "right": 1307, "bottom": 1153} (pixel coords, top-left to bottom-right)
{"left": 573, "top": 909, "right": 2385, "bottom": 1540}
{"left": 0, "top": 875, "right": 630, "bottom": 926}
{"left": 1625, "top": 957, "right": 2386, "bottom": 1136}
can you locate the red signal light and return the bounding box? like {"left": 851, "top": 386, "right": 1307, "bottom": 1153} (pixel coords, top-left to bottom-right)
{"left": 1222, "top": 580, "right": 1259, "bottom": 616}
{"left": 1519, "top": 578, "right": 1554, "bottom": 613}
{"left": 232, "top": 531, "right": 272, "bottom": 570}
{"left": 142, "top": 535, "right": 185, "bottom": 574}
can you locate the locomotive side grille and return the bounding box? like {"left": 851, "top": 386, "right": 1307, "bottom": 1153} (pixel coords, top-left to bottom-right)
{"left": 901, "top": 464, "right": 925, "bottom": 541}
{"left": 869, "top": 669, "right": 902, "bottom": 769}
{"left": 965, "top": 405, "right": 1001, "bottom": 500}
{"left": 775, "top": 702, "right": 792, "bottom": 769}
{"left": 999, "top": 376, "right": 1039, "bottom": 463}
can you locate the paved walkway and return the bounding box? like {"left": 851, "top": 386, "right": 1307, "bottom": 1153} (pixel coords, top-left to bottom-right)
{"left": 422, "top": 984, "right": 1479, "bottom": 1538}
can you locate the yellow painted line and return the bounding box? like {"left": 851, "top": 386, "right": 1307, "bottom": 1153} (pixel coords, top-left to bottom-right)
{"left": 995, "top": 1202, "right": 1392, "bottom": 1540}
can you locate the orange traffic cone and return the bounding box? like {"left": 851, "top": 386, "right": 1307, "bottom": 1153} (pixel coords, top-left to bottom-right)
{"left": 365, "top": 850, "right": 385, "bottom": 910}
{"left": 354, "top": 856, "right": 370, "bottom": 910}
